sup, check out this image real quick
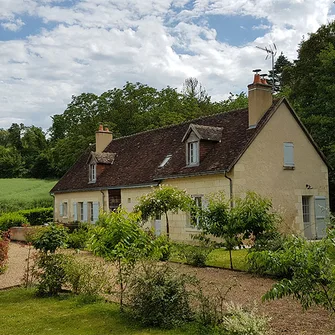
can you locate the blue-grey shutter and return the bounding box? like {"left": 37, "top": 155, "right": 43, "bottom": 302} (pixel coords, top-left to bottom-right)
{"left": 83, "top": 202, "right": 88, "bottom": 222}
{"left": 284, "top": 142, "right": 294, "bottom": 167}
{"left": 59, "top": 202, "right": 63, "bottom": 217}
{"left": 92, "top": 202, "right": 99, "bottom": 223}
{"left": 315, "top": 196, "right": 327, "bottom": 239}
{"left": 73, "top": 202, "right": 77, "bottom": 221}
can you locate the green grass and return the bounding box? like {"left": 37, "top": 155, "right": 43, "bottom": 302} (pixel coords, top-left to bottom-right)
{"left": 206, "top": 248, "right": 249, "bottom": 271}
{"left": 0, "top": 288, "right": 196, "bottom": 335}
{"left": 0, "top": 179, "right": 57, "bottom": 213}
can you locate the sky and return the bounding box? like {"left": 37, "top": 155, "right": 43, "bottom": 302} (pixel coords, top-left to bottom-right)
{"left": 0, "top": 0, "right": 335, "bottom": 131}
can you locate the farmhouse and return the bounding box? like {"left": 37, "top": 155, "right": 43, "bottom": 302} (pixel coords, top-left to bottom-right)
{"left": 51, "top": 73, "right": 330, "bottom": 240}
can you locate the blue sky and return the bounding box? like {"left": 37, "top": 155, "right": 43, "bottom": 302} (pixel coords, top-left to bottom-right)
{"left": 0, "top": 0, "right": 334, "bottom": 130}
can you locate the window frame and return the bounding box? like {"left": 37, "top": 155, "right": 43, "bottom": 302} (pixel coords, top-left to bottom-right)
{"left": 89, "top": 163, "right": 97, "bottom": 183}
{"left": 187, "top": 141, "right": 199, "bottom": 166}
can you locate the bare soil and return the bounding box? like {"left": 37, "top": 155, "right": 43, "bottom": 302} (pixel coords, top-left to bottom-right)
{"left": 1, "top": 243, "right": 335, "bottom": 335}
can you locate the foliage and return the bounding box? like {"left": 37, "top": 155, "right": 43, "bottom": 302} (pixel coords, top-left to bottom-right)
{"left": 67, "top": 222, "right": 92, "bottom": 250}
{"left": 135, "top": 185, "right": 193, "bottom": 237}
{"left": 128, "top": 263, "right": 193, "bottom": 328}
{"left": 64, "top": 257, "right": 112, "bottom": 297}
{"left": 0, "top": 231, "right": 10, "bottom": 274}
{"left": 32, "top": 224, "right": 68, "bottom": 253}
{"left": 262, "top": 233, "right": 335, "bottom": 313}
{"left": 89, "top": 208, "right": 158, "bottom": 310}
{"left": 17, "top": 207, "right": 53, "bottom": 226}
{"left": 0, "top": 212, "right": 28, "bottom": 231}
{"left": 0, "top": 146, "right": 25, "bottom": 177}
{"left": 206, "top": 249, "right": 248, "bottom": 271}
{"left": 0, "top": 178, "right": 56, "bottom": 214}
{"left": 35, "top": 253, "right": 72, "bottom": 296}
{"left": 198, "top": 192, "right": 280, "bottom": 270}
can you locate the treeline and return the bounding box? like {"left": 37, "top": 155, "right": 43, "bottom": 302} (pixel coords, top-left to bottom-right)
{"left": 0, "top": 78, "right": 247, "bottom": 179}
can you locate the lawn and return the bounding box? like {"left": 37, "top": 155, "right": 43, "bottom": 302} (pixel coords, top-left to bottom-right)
{"left": 0, "top": 288, "right": 195, "bottom": 335}
{"left": 206, "top": 248, "right": 249, "bottom": 271}
{"left": 0, "top": 179, "right": 57, "bottom": 213}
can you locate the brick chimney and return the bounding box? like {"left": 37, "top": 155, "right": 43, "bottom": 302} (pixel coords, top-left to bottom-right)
{"left": 95, "top": 124, "right": 113, "bottom": 153}
{"left": 247, "top": 70, "right": 272, "bottom": 128}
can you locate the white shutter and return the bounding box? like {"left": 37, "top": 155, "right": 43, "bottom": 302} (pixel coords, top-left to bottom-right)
{"left": 92, "top": 202, "right": 99, "bottom": 223}
{"left": 315, "top": 197, "right": 327, "bottom": 239}
{"left": 73, "top": 202, "right": 78, "bottom": 221}
{"left": 59, "top": 202, "right": 63, "bottom": 217}
{"left": 83, "top": 202, "right": 88, "bottom": 222}
{"left": 284, "top": 142, "right": 294, "bottom": 167}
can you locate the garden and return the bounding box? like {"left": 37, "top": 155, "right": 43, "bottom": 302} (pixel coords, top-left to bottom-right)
{"left": 1, "top": 186, "right": 335, "bottom": 335}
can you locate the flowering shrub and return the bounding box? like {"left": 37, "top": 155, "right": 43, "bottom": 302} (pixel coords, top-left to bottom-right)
{"left": 0, "top": 231, "right": 10, "bottom": 273}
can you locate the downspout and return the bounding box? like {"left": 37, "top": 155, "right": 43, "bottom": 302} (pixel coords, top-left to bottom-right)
{"left": 51, "top": 193, "right": 55, "bottom": 222}
{"left": 224, "top": 171, "right": 233, "bottom": 208}
{"left": 100, "top": 190, "right": 105, "bottom": 212}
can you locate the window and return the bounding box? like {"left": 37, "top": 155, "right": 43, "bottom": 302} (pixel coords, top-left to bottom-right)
{"left": 283, "top": 142, "right": 294, "bottom": 168}
{"left": 302, "top": 196, "right": 310, "bottom": 224}
{"left": 78, "top": 202, "right": 84, "bottom": 221}
{"left": 63, "top": 202, "right": 68, "bottom": 217}
{"left": 89, "top": 163, "right": 96, "bottom": 183}
{"left": 88, "top": 202, "right": 94, "bottom": 222}
{"left": 187, "top": 141, "right": 199, "bottom": 166}
{"left": 159, "top": 154, "right": 172, "bottom": 168}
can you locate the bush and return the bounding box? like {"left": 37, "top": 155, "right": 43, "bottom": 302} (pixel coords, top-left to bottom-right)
{"left": 220, "top": 302, "right": 271, "bottom": 335}
{"left": 173, "top": 243, "right": 212, "bottom": 267}
{"left": 0, "top": 212, "right": 28, "bottom": 231}
{"left": 0, "top": 231, "right": 10, "bottom": 273}
{"left": 67, "top": 223, "right": 92, "bottom": 250}
{"left": 32, "top": 224, "right": 68, "bottom": 253}
{"left": 64, "top": 258, "right": 112, "bottom": 297}
{"left": 35, "top": 253, "right": 72, "bottom": 296}
{"left": 128, "top": 264, "right": 193, "bottom": 328}
{"left": 17, "top": 207, "right": 53, "bottom": 226}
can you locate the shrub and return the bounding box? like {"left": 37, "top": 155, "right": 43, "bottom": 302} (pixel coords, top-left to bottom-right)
{"left": 32, "top": 224, "right": 68, "bottom": 253}
{"left": 17, "top": 207, "right": 53, "bottom": 226}
{"left": 128, "top": 264, "right": 193, "bottom": 328}
{"left": 67, "top": 223, "right": 92, "bottom": 250}
{"left": 35, "top": 253, "right": 72, "bottom": 296}
{"left": 0, "top": 212, "right": 28, "bottom": 231}
{"left": 0, "top": 231, "right": 10, "bottom": 273}
{"left": 64, "top": 258, "right": 112, "bottom": 297}
{"left": 220, "top": 302, "right": 271, "bottom": 335}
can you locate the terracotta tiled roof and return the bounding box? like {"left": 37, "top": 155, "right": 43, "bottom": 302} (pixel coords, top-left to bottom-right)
{"left": 50, "top": 100, "right": 281, "bottom": 193}
{"left": 182, "top": 124, "right": 223, "bottom": 142}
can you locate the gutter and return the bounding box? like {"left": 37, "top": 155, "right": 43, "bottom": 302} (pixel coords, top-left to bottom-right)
{"left": 100, "top": 190, "right": 105, "bottom": 212}
{"left": 224, "top": 171, "right": 233, "bottom": 208}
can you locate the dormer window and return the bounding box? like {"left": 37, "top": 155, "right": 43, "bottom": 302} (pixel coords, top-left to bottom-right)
{"left": 89, "top": 163, "right": 96, "bottom": 183}
{"left": 188, "top": 141, "right": 199, "bottom": 166}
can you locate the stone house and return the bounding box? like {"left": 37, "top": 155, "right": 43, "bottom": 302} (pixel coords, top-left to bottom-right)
{"left": 50, "top": 74, "right": 330, "bottom": 240}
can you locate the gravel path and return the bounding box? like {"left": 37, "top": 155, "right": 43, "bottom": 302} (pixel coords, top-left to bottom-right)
{"left": 1, "top": 243, "right": 335, "bottom": 334}
{"left": 0, "top": 242, "right": 34, "bottom": 289}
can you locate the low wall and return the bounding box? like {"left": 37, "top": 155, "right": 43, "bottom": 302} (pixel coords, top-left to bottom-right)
{"left": 9, "top": 227, "right": 36, "bottom": 242}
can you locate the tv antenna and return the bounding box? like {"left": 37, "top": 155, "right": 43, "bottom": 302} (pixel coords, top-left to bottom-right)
{"left": 256, "top": 43, "right": 277, "bottom": 92}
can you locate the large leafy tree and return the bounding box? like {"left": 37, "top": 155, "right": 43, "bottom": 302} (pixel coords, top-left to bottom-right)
{"left": 281, "top": 21, "right": 335, "bottom": 211}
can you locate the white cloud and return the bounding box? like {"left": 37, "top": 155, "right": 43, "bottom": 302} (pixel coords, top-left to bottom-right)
{"left": 1, "top": 18, "right": 25, "bottom": 31}
{"left": 0, "top": 0, "right": 334, "bottom": 130}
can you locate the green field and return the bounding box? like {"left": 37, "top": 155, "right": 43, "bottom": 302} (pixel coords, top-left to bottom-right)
{"left": 0, "top": 178, "right": 57, "bottom": 213}
{"left": 0, "top": 288, "right": 195, "bottom": 335}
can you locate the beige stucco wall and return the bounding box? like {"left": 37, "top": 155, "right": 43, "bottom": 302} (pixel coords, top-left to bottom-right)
{"left": 54, "top": 190, "right": 108, "bottom": 223}
{"left": 232, "top": 103, "right": 329, "bottom": 236}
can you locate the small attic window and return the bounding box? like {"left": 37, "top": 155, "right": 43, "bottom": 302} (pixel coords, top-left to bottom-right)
{"left": 159, "top": 154, "right": 172, "bottom": 168}
{"left": 187, "top": 141, "right": 199, "bottom": 166}
{"left": 89, "top": 163, "right": 96, "bottom": 183}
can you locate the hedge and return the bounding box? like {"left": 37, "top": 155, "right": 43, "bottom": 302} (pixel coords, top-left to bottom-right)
{"left": 0, "top": 213, "right": 29, "bottom": 231}
{"left": 17, "top": 207, "right": 53, "bottom": 226}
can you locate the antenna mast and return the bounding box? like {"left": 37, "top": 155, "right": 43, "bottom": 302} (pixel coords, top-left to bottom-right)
{"left": 256, "top": 44, "right": 277, "bottom": 92}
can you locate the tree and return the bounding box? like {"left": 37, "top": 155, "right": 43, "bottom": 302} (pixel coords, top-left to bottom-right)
{"left": 198, "top": 192, "right": 280, "bottom": 270}
{"left": 268, "top": 52, "right": 293, "bottom": 93}
{"left": 282, "top": 21, "right": 335, "bottom": 211}
{"left": 89, "top": 208, "right": 157, "bottom": 311}
{"left": 199, "top": 192, "right": 242, "bottom": 270}
{"left": 262, "top": 231, "right": 335, "bottom": 313}
{"left": 135, "top": 185, "right": 193, "bottom": 238}
{"left": 0, "top": 146, "right": 24, "bottom": 177}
